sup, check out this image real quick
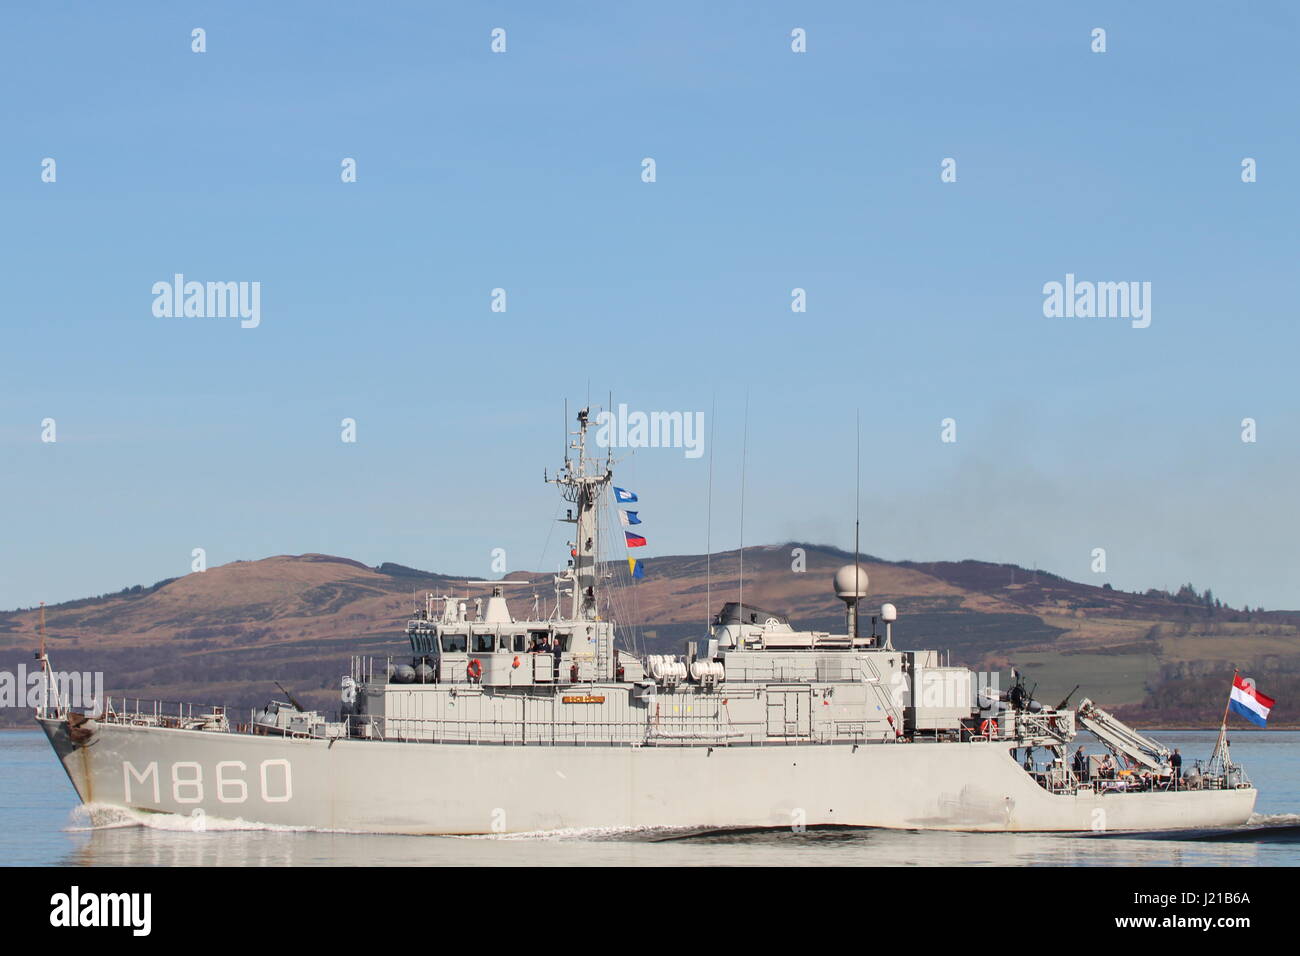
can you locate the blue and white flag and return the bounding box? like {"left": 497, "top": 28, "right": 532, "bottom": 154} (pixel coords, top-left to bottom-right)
{"left": 613, "top": 487, "right": 638, "bottom": 504}
{"left": 618, "top": 510, "right": 642, "bottom": 527}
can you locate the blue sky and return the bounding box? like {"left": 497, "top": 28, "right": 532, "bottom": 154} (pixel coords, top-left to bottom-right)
{"left": 3, "top": 2, "right": 1299, "bottom": 610}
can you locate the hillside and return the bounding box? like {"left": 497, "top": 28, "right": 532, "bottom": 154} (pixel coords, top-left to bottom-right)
{"left": 1, "top": 545, "right": 1296, "bottom": 728}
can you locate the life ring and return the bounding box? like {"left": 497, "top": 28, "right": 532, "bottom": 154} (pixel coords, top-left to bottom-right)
{"left": 467, "top": 659, "right": 483, "bottom": 682}
{"left": 511, "top": 656, "right": 521, "bottom": 669}
{"left": 980, "top": 719, "right": 997, "bottom": 737}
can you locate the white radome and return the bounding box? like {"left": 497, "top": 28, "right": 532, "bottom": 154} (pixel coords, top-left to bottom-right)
{"left": 833, "top": 563, "right": 869, "bottom": 599}
{"left": 881, "top": 602, "right": 897, "bottom": 622}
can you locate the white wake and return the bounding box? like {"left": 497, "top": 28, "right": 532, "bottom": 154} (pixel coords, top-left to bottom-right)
{"left": 66, "top": 802, "right": 358, "bottom": 834}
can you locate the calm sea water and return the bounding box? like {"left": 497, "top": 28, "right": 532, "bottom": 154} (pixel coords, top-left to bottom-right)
{"left": 2, "top": 729, "right": 1296, "bottom": 866}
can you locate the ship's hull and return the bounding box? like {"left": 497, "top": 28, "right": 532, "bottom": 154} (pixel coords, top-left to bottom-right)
{"left": 39, "top": 717, "right": 1256, "bottom": 834}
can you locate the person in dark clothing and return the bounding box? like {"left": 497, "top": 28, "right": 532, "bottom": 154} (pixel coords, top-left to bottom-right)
{"left": 1170, "top": 748, "right": 1183, "bottom": 789}
{"left": 1072, "top": 746, "right": 1089, "bottom": 783}
{"left": 551, "top": 634, "right": 563, "bottom": 680}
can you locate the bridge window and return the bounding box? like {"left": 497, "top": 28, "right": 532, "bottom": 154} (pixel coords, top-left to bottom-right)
{"left": 472, "top": 632, "right": 495, "bottom": 653}
{"left": 512, "top": 634, "right": 527, "bottom": 652}
{"left": 441, "top": 633, "right": 467, "bottom": 653}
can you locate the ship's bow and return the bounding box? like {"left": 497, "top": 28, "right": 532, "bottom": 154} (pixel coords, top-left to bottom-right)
{"left": 37, "top": 714, "right": 96, "bottom": 805}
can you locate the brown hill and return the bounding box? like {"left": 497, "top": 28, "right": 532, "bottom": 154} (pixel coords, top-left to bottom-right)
{"left": 2, "top": 545, "right": 1296, "bottom": 728}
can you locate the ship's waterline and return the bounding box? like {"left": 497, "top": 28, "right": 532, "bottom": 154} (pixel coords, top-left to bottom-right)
{"left": 39, "top": 716, "right": 1254, "bottom": 835}
{"left": 6, "top": 729, "right": 1295, "bottom": 868}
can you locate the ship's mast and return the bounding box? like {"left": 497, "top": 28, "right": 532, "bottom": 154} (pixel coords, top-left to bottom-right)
{"left": 549, "top": 407, "right": 612, "bottom": 621}
{"left": 36, "top": 601, "right": 60, "bottom": 717}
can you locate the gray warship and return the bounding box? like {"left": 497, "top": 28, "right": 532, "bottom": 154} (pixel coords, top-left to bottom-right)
{"left": 36, "top": 408, "right": 1256, "bottom": 834}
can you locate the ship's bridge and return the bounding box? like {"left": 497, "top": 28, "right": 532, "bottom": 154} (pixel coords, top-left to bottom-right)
{"left": 399, "top": 587, "right": 639, "bottom": 686}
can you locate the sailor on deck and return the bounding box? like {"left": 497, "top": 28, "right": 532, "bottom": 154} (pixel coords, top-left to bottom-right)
{"left": 1072, "top": 746, "right": 1089, "bottom": 782}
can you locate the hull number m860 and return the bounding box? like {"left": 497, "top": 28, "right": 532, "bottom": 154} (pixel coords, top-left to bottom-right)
{"left": 122, "top": 759, "right": 292, "bottom": 805}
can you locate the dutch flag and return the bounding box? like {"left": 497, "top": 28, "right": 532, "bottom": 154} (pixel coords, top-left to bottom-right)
{"left": 1228, "top": 674, "right": 1274, "bottom": 728}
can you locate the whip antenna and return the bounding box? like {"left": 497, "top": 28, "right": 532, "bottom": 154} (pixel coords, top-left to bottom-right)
{"left": 706, "top": 391, "right": 716, "bottom": 632}
{"left": 855, "top": 410, "right": 860, "bottom": 598}
{"left": 738, "top": 390, "right": 749, "bottom": 615}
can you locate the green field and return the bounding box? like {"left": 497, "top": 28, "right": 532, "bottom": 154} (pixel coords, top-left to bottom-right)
{"left": 1002, "top": 650, "right": 1161, "bottom": 707}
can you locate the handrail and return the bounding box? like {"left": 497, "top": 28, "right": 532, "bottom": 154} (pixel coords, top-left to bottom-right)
{"left": 98, "top": 697, "right": 233, "bottom": 732}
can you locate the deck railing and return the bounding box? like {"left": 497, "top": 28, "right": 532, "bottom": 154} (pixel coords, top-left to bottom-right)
{"left": 100, "top": 697, "right": 232, "bottom": 731}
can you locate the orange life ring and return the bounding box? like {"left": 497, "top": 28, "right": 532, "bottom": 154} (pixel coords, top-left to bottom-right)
{"left": 980, "top": 719, "right": 997, "bottom": 737}
{"left": 512, "top": 656, "right": 521, "bottom": 669}
{"left": 467, "top": 659, "right": 483, "bottom": 681}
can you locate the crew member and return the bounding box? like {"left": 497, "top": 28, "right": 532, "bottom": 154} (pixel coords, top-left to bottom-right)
{"left": 1170, "top": 748, "right": 1182, "bottom": 789}
{"left": 1072, "top": 746, "right": 1089, "bottom": 782}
